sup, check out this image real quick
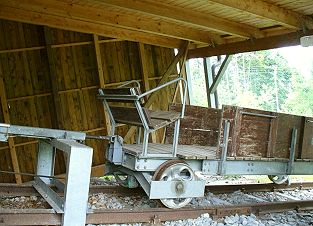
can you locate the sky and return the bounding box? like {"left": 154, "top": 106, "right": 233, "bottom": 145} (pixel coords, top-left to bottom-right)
{"left": 276, "top": 45, "right": 313, "bottom": 79}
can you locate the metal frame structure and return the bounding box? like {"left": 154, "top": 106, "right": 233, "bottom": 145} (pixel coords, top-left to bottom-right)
{"left": 0, "top": 124, "right": 93, "bottom": 226}
{"left": 98, "top": 77, "right": 188, "bottom": 158}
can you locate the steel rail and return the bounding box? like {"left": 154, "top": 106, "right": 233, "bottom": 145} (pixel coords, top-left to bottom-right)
{"left": 1, "top": 182, "right": 313, "bottom": 197}
{"left": 1, "top": 182, "right": 313, "bottom": 225}
{"left": 1, "top": 200, "right": 313, "bottom": 225}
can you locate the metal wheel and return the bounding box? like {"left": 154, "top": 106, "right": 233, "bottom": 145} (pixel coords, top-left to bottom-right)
{"left": 153, "top": 160, "right": 196, "bottom": 209}
{"left": 268, "top": 175, "right": 290, "bottom": 184}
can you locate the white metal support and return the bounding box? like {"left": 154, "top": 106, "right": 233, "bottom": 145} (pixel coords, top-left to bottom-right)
{"left": 37, "top": 140, "right": 55, "bottom": 184}
{"left": 51, "top": 139, "right": 93, "bottom": 226}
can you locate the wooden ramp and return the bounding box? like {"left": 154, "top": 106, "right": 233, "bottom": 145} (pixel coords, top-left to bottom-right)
{"left": 123, "top": 143, "right": 217, "bottom": 159}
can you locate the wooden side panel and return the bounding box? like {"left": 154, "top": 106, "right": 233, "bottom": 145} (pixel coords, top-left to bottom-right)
{"left": 167, "top": 104, "right": 222, "bottom": 146}
{"left": 300, "top": 117, "right": 313, "bottom": 159}
{"left": 219, "top": 106, "right": 304, "bottom": 159}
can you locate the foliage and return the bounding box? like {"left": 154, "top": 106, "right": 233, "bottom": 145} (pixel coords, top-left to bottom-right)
{"left": 188, "top": 49, "right": 313, "bottom": 117}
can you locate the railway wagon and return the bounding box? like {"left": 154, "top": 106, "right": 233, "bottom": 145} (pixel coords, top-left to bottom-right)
{"left": 99, "top": 79, "right": 313, "bottom": 209}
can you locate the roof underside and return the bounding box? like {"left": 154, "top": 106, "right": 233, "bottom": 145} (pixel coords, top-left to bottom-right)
{"left": 0, "top": 0, "right": 313, "bottom": 58}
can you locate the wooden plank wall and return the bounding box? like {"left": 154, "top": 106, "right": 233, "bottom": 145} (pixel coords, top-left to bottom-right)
{"left": 219, "top": 106, "right": 305, "bottom": 159}
{"left": 167, "top": 104, "right": 222, "bottom": 147}
{"left": 0, "top": 19, "right": 177, "bottom": 183}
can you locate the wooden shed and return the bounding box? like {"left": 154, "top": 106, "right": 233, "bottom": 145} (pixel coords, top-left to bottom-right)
{"left": 0, "top": 0, "right": 313, "bottom": 184}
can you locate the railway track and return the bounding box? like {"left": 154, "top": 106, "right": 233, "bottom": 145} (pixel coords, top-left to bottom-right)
{"left": 1, "top": 182, "right": 313, "bottom": 225}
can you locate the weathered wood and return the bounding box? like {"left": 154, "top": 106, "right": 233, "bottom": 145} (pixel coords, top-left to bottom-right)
{"left": 109, "top": 106, "right": 151, "bottom": 127}
{"left": 219, "top": 106, "right": 305, "bottom": 159}
{"left": 301, "top": 118, "right": 313, "bottom": 159}
{"left": 267, "top": 116, "right": 278, "bottom": 158}
{"left": 167, "top": 104, "right": 222, "bottom": 147}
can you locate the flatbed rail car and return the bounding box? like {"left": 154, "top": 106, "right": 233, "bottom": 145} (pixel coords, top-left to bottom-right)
{"left": 98, "top": 78, "right": 313, "bottom": 209}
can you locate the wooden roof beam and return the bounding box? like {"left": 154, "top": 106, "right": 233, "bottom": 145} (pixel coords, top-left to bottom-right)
{"left": 187, "top": 29, "right": 313, "bottom": 58}
{"left": 1, "top": 0, "right": 223, "bottom": 45}
{"left": 100, "top": 0, "right": 265, "bottom": 39}
{"left": 0, "top": 5, "right": 184, "bottom": 49}
{"left": 209, "top": 0, "right": 313, "bottom": 29}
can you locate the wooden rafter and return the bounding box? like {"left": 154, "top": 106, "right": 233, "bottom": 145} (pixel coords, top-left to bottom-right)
{"left": 209, "top": 0, "right": 313, "bottom": 29}
{"left": 0, "top": 5, "right": 183, "bottom": 49}
{"left": 188, "top": 29, "right": 313, "bottom": 58}
{"left": 0, "top": 0, "right": 223, "bottom": 45}
{"left": 93, "top": 34, "right": 111, "bottom": 135}
{"left": 100, "top": 0, "right": 265, "bottom": 39}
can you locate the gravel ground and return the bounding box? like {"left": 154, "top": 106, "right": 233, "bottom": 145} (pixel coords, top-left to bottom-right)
{"left": 2, "top": 177, "right": 313, "bottom": 226}
{"left": 0, "top": 196, "right": 49, "bottom": 209}
{"left": 87, "top": 211, "right": 313, "bottom": 226}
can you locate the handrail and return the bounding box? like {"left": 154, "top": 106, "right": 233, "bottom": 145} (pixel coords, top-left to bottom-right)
{"left": 138, "top": 77, "right": 188, "bottom": 118}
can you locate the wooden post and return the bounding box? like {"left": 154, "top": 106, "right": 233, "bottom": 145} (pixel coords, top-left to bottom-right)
{"left": 0, "top": 69, "right": 22, "bottom": 184}
{"left": 124, "top": 41, "right": 189, "bottom": 142}
{"left": 43, "top": 27, "right": 64, "bottom": 129}
{"left": 138, "top": 43, "right": 157, "bottom": 143}
{"left": 93, "top": 34, "right": 111, "bottom": 135}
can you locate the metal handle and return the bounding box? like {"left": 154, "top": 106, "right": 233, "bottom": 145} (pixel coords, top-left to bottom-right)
{"left": 138, "top": 77, "right": 188, "bottom": 117}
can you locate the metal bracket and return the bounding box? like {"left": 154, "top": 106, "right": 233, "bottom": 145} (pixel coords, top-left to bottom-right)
{"left": 218, "top": 120, "right": 230, "bottom": 175}
{"left": 33, "top": 138, "right": 93, "bottom": 226}
{"left": 287, "top": 128, "right": 297, "bottom": 174}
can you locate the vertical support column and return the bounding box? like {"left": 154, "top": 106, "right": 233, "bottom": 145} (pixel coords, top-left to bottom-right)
{"left": 287, "top": 128, "right": 297, "bottom": 174}
{"left": 208, "top": 55, "right": 233, "bottom": 108}
{"left": 203, "top": 57, "right": 216, "bottom": 108}
{"left": 93, "top": 34, "right": 111, "bottom": 135}
{"left": 172, "top": 119, "right": 181, "bottom": 157}
{"left": 138, "top": 43, "right": 150, "bottom": 93}
{"left": 138, "top": 43, "right": 157, "bottom": 143}
{"left": 51, "top": 139, "right": 93, "bottom": 226}
{"left": 37, "top": 140, "right": 55, "bottom": 184}
{"left": 218, "top": 120, "right": 230, "bottom": 175}
{"left": 44, "top": 27, "right": 64, "bottom": 129}
{"left": 185, "top": 61, "right": 193, "bottom": 105}
{"left": 0, "top": 66, "right": 22, "bottom": 183}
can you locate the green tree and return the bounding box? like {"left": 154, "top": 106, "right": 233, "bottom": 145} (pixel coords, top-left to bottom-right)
{"left": 282, "top": 70, "right": 313, "bottom": 116}
{"left": 218, "top": 50, "right": 293, "bottom": 111}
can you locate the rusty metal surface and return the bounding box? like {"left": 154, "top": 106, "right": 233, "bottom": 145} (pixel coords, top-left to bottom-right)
{"left": 2, "top": 200, "right": 313, "bottom": 225}
{"left": 0, "top": 209, "right": 61, "bottom": 226}
{"left": 1, "top": 182, "right": 313, "bottom": 197}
